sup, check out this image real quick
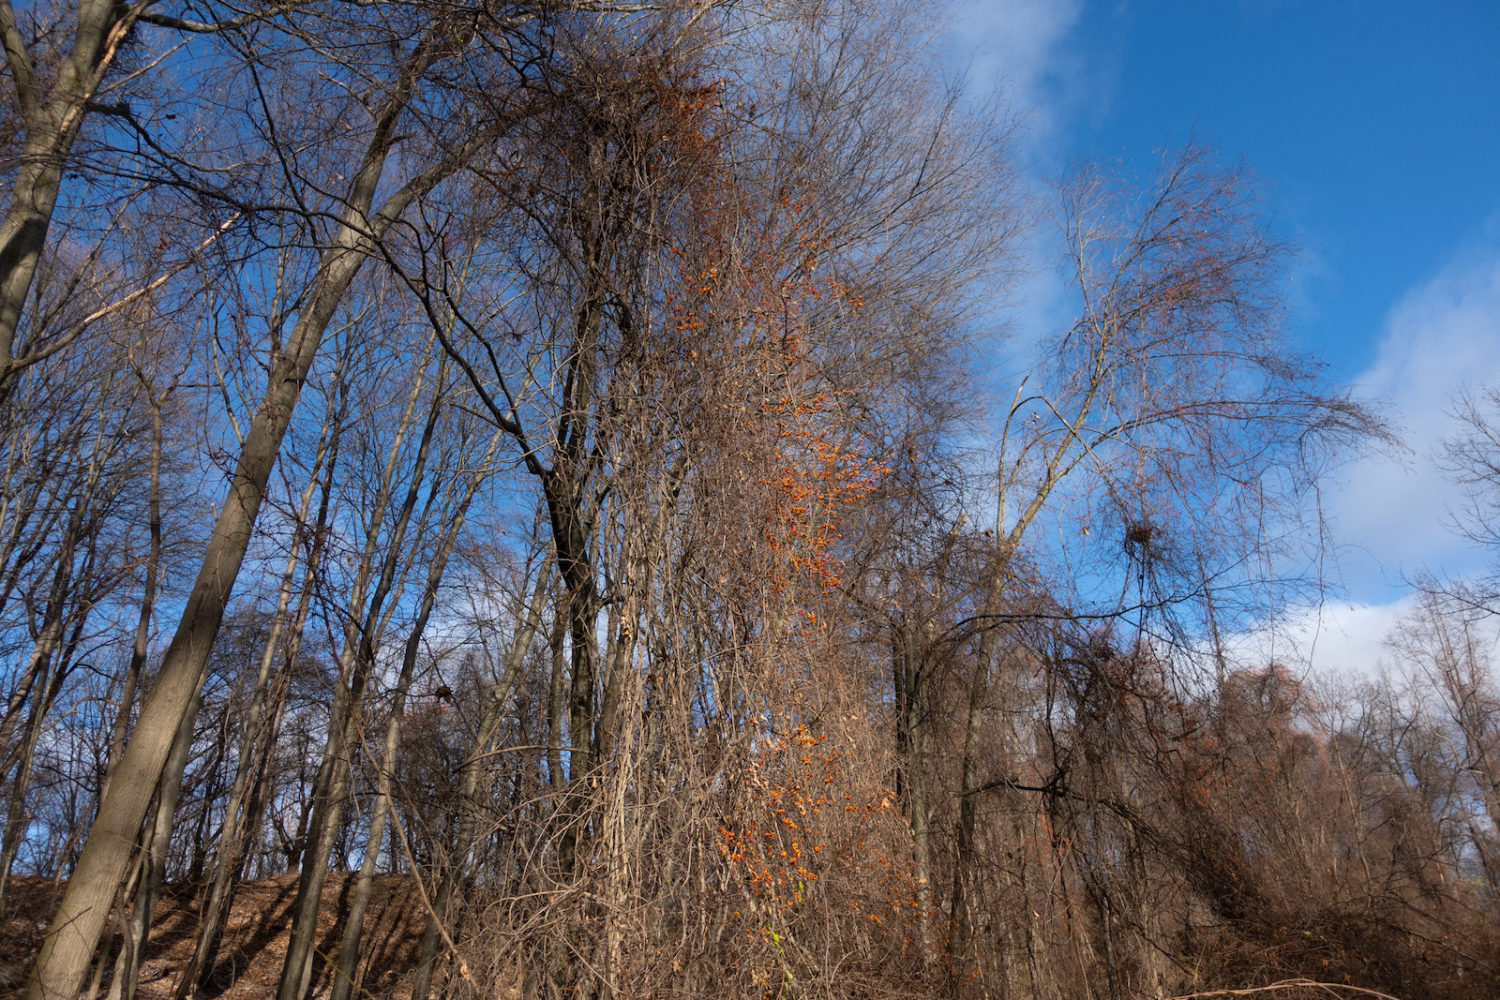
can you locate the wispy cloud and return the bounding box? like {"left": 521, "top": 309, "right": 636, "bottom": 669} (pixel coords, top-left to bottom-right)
{"left": 1226, "top": 243, "right": 1500, "bottom": 682}
{"left": 946, "top": 0, "right": 1089, "bottom": 157}
{"left": 1331, "top": 247, "right": 1500, "bottom": 593}
{"left": 940, "top": 2, "right": 1093, "bottom": 383}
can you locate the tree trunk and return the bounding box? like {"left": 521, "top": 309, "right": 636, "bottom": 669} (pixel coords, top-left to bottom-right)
{"left": 409, "top": 545, "right": 551, "bottom": 1000}
{"left": 0, "top": 661, "right": 52, "bottom": 914}
{"left": 0, "top": 0, "right": 137, "bottom": 397}
{"left": 20, "top": 15, "right": 522, "bottom": 983}
{"left": 332, "top": 427, "right": 505, "bottom": 1000}
{"left": 22, "top": 126, "right": 436, "bottom": 1000}
{"left": 0, "top": 402, "right": 115, "bottom": 913}
{"left": 175, "top": 412, "right": 342, "bottom": 1000}
{"left": 892, "top": 624, "right": 936, "bottom": 969}
{"left": 106, "top": 677, "right": 204, "bottom": 1000}
{"left": 278, "top": 351, "right": 449, "bottom": 1000}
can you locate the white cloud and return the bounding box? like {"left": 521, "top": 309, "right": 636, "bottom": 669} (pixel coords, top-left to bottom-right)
{"left": 1241, "top": 242, "right": 1500, "bottom": 679}
{"left": 952, "top": 0, "right": 1082, "bottom": 92}
{"left": 1331, "top": 248, "right": 1500, "bottom": 593}
{"left": 1244, "top": 597, "right": 1417, "bottom": 681}
{"left": 936, "top": 1, "right": 1096, "bottom": 386}
{"left": 946, "top": 0, "right": 1088, "bottom": 156}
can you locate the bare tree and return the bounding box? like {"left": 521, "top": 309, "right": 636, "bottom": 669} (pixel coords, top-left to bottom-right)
{"left": 2, "top": 6, "right": 1453, "bottom": 1000}
{"left": 24, "top": 5, "right": 565, "bottom": 997}
{"left": 936, "top": 142, "right": 1377, "bottom": 986}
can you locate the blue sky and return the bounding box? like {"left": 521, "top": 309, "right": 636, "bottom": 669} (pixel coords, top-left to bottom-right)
{"left": 952, "top": 1, "right": 1500, "bottom": 674}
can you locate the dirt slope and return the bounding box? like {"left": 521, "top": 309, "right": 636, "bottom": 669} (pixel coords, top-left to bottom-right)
{"left": 2, "top": 874, "right": 429, "bottom": 1000}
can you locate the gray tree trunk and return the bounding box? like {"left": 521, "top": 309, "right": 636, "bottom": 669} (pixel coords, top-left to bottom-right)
{"left": 22, "top": 53, "right": 470, "bottom": 992}
{"left": 174, "top": 409, "right": 343, "bottom": 1000}
{"left": 0, "top": 0, "right": 136, "bottom": 398}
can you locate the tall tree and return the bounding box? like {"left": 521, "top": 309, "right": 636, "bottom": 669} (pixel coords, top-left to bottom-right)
{"left": 24, "top": 6, "right": 562, "bottom": 998}
{"left": 939, "top": 142, "right": 1377, "bottom": 983}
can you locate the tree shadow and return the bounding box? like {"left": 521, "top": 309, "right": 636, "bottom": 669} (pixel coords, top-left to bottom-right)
{"left": 197, "top": 875, "right": 301, "bottom": 999}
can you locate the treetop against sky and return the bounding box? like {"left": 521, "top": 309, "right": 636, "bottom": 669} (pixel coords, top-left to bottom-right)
{"left": 951, "top": 0, "right": 1500, "bottom": 673}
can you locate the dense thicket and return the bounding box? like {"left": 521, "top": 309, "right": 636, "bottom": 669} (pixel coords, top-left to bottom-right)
{"left": 1, "top": 3, "right": 1494, "bottom": 1000}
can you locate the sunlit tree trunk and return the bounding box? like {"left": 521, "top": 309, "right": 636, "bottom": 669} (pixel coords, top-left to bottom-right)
{"left": 24, "top": 47, "right": 490, "bottom": 994}
{"left": 174, "top": 392, "right": 343, "bottom": 999}
{"left": 278, "top": 344, "right": 451, "bottom": 1000}
{"left": 332, "top": 424, "right": 506, "bottom": 1000}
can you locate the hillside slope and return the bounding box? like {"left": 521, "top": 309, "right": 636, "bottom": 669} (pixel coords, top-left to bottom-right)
{"left": 4, "top": 875, "right": 428, "bottom": 1000}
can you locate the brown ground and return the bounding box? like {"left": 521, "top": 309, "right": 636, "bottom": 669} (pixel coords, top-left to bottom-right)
{"left": 1, "top": 874, "right": 430, "bottom": 1000}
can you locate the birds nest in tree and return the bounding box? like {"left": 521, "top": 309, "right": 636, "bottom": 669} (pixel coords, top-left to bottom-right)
{"left": 1123, "top": 518, "right": 1161, "bottom": 557}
